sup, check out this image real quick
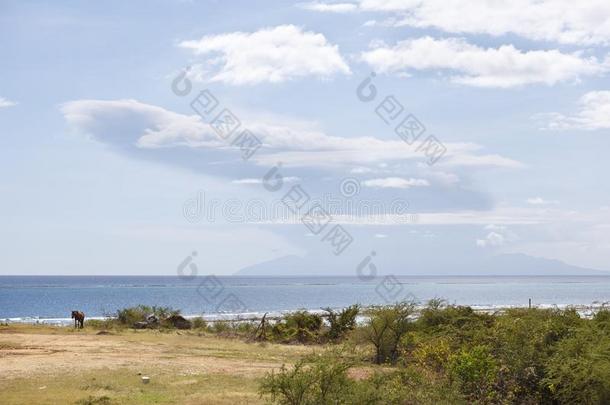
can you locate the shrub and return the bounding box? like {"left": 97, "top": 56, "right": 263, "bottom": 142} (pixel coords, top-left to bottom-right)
{"left": 272, "top": 311, "right": 323, "bottom": 344}
{"left": 411, "top": 335, "right": 452, "bottom": 372}
{"left": 260, "top": 352, "right": 464, "bottom": 405}
{"left": 259, "top": 352, "right": 351, "bottom": 404}
{"left": 543, "top": 324, "right": 610, "bottom": 404}
{"left": 593, "top": 306, "right": 610, "bottom": 332}
{"left": 417, "top": 299, "right": 494, "bottom": 346}
{"left": 115, "top": 305, "right": 179, "bottom": 326}
{"left": 323, "top": 305, "right": 359, "bottom": 342}
{"left": 208, "top": 320, "right": 231, "bottom": 334}
{"left": 85, "top": 318, "right": 115, "bottom": 330}
{"left": 488, "top": 307, "right": 583, "bottom": 402}
{"left": 191, "top": 317, "right": 206, "bottom": 329}
{"left": 449, "top": 345, "right": 498, "bottom": 402}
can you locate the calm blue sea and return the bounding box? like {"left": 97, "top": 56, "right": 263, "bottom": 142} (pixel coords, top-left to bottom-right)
{"left": 1, "top": 276, "right": 609, "bottom": 323}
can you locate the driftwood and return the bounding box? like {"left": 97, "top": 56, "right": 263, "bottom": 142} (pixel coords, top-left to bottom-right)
{"left": 249, "top": 312, "right": 268, "bottom": 342}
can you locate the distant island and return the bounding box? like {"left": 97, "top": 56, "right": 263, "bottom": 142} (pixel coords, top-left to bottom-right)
{"left": 236, "top": 253, "right": 608, "bottom": 276}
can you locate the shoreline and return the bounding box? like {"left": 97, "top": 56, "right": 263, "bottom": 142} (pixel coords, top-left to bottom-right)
{"left": 4, "top": 302, "right": 607, "bottom": 326}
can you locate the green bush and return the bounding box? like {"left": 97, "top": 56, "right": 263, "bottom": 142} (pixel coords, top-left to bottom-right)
{"left": 410, "top": 335, "right": 452, "bottom": 372}
{"left": 272, "top": 311, "right": 323, "bottom": 344}
{"left": 115, "top": 305, "right": 180, "bottom": 326}
{"left": 417, "top": 299, "right": 494, "bottom": 347}
{"left": 486, "top": 307, "right": 583, "bottom": 402}
{"left": 449, "top": 345, "right": 498, "bottom": 402}
{"left": 208, "top": 320, "right": 231, "bottom": 334}
{"left": 259, "top": 302, "right": 609, "bottom": 404}
{"left": 544, "top": 323, "right": 610, "bottom": 404}
{"left": 84, "top": 318, "right": 115, "bottom": 330}
{"left": 593, "top": 306, "right": 610, "bottom": 332}
{"left": 259, "top": 351, "right": 351, "bottom": 404}
{"left": 191, "top": 317, "right": 206, "bottom": 329}
{"left": 323, "top": 305, "right": 359, "bottom": 342}
{"left": 260, "top": 351, "right": 464, "bottom": 405}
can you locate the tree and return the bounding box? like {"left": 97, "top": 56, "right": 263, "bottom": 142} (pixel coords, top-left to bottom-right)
{"left": 364, "top": 301, "right": 416, "bottom": 364}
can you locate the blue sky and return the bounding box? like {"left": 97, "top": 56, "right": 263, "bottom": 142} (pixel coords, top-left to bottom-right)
{"left": 1, "top": 0, "right": 610, "bottom": 275}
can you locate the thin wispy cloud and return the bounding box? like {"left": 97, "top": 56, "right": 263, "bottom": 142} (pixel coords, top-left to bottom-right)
{"left": 178, "top": 25, "right": 351, "bottom": 85}
{"left": 527, "top": 197, "right": 560, "bottom": 206}
{"left": 362, "top": 177, "right": 429, "bottom": 189}
{"left": 0, "top": 97, "right": 17, "bottom": 108}
{"left": 232, "top": 177, "right": 299, "bottom": 185}
{"left": 253, "top": 206, "right": 605, "bottom": 226}
{"left": 298, "top": 1, "right": 357, "bottom": 12}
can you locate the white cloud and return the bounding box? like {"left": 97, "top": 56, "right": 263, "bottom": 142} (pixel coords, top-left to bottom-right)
{"left": 476, "top": 224, "right": 518, "bottom": 247}
{"left": 60, "top": 99, "right": 223, "bottom": 149}
{"left": 60, "top": 99, "right": 523, "bottom": 170}
{"left": 299, "top": 2, "right": 357, "bottom": 12}
{"left": 350, "top": 166, "right": 374, "bottom": 174}
{"left": 178, "top": 25, "right": 351, "bottom": 85}
{"left": 0, "top": 97, "right": 17, "bottom": 108}
{"left": 542, "top": 91, "right": 610, "bottom": 130}
{"left": 476, "top": 232, "right": 505, "bottom": 247}
{"left": 527, "top": 197, "right": 559, "bottom": 206}
{"left": 362, "top": 177, "right": 429, "bottom": 189}
{"left": 231, "top": 178, "right": 265, "bottom": 185}
{"left": 232, "top": 177, "right": 299, "bottom": 185}
{"left": 255, "top": 206, "right": 577, "bottom": 226}
{"left": 374, "top": 233, "right": 388, "bottom": 238}
{"left": 310, "top": 0, "right": 610, "bottom": 45}
{"left": 360, "top": 37, "right": 608, "bottom": 88}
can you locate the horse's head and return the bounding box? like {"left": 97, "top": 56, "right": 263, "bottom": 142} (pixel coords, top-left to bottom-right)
{"left": 71, "top": 310, "right": 78, "bottom": 319}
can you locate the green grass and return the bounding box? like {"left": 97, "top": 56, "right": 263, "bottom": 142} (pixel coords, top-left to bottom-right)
{"left": 0, "top": 368, "right": 264, "bottom": 405}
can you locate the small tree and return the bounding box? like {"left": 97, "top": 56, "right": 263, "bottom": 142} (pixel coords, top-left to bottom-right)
{"left": 364, "top": 301, "right": 416, "bottom": 364}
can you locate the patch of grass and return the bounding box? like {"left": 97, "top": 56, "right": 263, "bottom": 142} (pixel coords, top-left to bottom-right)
{"left": 0, "top": 369, "right": 264, "bottom": 405}
{"left": 74, "top": 395, "right": 112, "bottom": 405}
{"left": 0, "top": 341, "right": 22, "bottom": 350}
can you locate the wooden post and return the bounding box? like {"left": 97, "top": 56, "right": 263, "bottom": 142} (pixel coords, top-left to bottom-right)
{"left": 528, "top": 298, "right": 532, "bottom": 308}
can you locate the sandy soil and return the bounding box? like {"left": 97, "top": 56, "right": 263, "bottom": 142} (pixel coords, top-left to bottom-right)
{"left": 0, "top": 330, "right": 290, "bottom": 380}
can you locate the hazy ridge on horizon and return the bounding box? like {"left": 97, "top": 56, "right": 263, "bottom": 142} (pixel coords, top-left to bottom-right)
{"left": 236, "top": 253, "right": 609, "bottom": 277}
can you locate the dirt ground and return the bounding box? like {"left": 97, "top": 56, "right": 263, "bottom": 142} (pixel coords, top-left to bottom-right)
{"left": 1, "top": 333, "right": 270, "bottom": 380}
{"left": 0, "top": 325, "right": 324, "bottom": 404}
{"left": 0, "top": 326, "right": 311, "bottom": 380}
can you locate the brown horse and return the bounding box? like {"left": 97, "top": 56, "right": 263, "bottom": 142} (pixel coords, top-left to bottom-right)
{"left": 71, "top": 310, "right": 85, "bottom": 329}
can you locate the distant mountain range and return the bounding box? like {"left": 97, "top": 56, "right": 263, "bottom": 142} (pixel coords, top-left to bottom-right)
{"left": 235, "top": 253, "right": 608, "bottom": 276}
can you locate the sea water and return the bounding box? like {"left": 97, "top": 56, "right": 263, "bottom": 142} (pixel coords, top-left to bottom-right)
{"left": 1, "top": 276, "right": 609, "bottom": 324}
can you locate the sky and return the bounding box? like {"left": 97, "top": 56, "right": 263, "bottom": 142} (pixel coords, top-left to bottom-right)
{"left": 1, "top": 0, "right": 610, "bottom": 275}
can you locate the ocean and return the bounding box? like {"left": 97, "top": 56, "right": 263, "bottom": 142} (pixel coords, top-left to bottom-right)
{"left": 1, "top": 275, "right": 609, "bottom": 324}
